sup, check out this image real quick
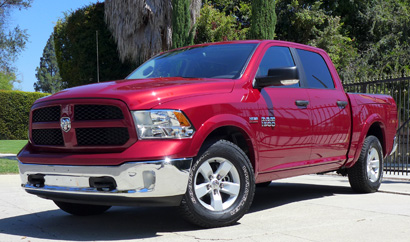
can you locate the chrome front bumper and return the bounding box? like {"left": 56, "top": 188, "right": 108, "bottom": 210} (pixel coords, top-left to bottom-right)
{"left": 18, "top": 158, "right": 192, "bottom": 206}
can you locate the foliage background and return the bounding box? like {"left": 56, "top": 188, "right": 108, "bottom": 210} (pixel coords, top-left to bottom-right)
{"left": 0, "top": 90, "right": 48, "bottom": 140}
{"left": 199, "top": 0, "right": 410, "bottom": 82}
{"left": 0, "top": 0, "right": 32, "bottom": 90}
{"left": 34, "top": 34, "right": 64, "bottom": 93}
{"left": 53, "top": 2, "right": 135, "bottom": 88}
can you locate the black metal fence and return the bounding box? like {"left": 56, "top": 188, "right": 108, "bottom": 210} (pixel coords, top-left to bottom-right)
{"left": 344, "top": 77, "right": 410, "bottom": 175}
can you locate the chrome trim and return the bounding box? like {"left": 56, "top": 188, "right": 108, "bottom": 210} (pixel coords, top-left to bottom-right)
{"left": 390, "top": 135, "right": 398, "bottom": 156}
{"left": 18, "top": 158, "right": 192, "bottom": 198}
{"left": 60, "top": 117, "right": 71, "bottom": 132}
{"left": 238, "top": 42, "right": 260, "bottom": 79}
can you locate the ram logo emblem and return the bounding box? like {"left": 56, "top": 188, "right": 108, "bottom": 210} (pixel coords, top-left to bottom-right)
{"left": 261, "top": 116, "right": 276, "bottom": 128}
{"left": 60, "top": 117, "right": 71, "bottom": 132}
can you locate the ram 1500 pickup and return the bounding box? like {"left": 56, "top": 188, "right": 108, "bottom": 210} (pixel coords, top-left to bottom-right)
{"left": 18, "top": 40, "right": 398, "bottom": 228}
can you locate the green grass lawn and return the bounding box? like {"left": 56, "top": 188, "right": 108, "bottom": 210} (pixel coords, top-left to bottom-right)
{"left": 0, "top": 140, "right": 25, "bottom": 174}
{"left": 0, "top": 140, "right": 27, "bottom": 154}
{"left": 0, "top": 158, "right": 19, "bottom": 174}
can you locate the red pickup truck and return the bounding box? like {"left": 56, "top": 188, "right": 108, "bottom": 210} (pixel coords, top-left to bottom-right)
{"left": 18, "top": 40, "right": 398, "bottom": 228}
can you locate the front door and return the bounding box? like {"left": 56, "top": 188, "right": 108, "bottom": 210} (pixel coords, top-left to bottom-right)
{"left": 254, "top": 46, "right": 313, "bottom": 173}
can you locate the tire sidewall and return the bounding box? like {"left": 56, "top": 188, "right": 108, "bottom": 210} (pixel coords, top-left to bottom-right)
{"left": 364, "top": 137, "right": 384, "bottom": 189}
{"left": 185, "top": 141, "right": 254, "bottom": 225}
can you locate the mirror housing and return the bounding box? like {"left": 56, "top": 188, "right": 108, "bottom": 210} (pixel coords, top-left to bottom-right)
{"left": 142, "top": 66, "right": 154, "bottom": 76}
{"left": 253, "top": 66, "right": 299, "bottom": 89}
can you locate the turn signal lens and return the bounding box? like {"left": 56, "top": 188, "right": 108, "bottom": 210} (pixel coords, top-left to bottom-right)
{"left": 173, "top": 111, "right": 191, "bottom": 127}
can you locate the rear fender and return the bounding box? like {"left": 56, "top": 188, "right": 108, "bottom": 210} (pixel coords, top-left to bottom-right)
{"left": 345, "top": 113, "right": 386, "bottom": 168}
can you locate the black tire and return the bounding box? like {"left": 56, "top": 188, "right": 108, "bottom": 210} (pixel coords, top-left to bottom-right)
{"left": 348, "top": 135, "right": 383, "bottom": 193}
{"left": 54, "top": 201, "right": 111, "bottom": 216}
{"left": 256, "top": 181, "right": 271, "bottom": 187}
{"left": 180, "top": 140, "right": 255, "bottom": 228}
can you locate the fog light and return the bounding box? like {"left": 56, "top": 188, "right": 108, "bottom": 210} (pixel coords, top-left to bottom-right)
{"left": 143, "top": 170, "right": 156, "bottom": 190}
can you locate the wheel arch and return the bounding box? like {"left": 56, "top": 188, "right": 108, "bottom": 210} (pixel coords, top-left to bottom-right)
{"left": 366, "top": 122, "right": 386, "bottom": 155}
{"left": 358, "top": 114, "right": 387, "bottom": 157}
{"left": 190, "top": 114, "right": 258, "bottom": 174}
{"left": 344, "top": 114, "right": 387, "bottom": 169}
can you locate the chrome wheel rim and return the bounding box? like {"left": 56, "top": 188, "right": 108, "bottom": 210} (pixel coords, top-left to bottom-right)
{"left": 194, "top": 157, "right": 241, "bottom": 211}
{"left": 367, "top": 147, "right": 380, "bottom": 182}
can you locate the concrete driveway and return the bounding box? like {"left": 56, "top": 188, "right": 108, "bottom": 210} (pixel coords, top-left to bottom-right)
{"left": 1, "top": 174, "right": 410, "bottom": 242}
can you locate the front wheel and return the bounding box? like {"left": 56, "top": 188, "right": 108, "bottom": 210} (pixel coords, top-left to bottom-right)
{"left": 180, "top": 140, "right": 255, "bottom": 228}
{"left": 348, "top": 135, "right": 383, "bottom": 193}
{"left": 54, "top": 201, "right": 111, "bottom": 216}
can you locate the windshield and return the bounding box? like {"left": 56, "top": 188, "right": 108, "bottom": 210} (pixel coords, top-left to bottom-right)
{"left": 127, "top": 43, "right": 257, "bottom": 80}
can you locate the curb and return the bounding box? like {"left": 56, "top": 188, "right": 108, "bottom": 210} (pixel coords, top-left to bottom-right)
{"left": 0, "top": 154, "right": 17, "bottom": 160}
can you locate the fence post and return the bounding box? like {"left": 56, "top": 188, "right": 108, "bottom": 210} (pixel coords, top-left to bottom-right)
{"left": 362, "top": 83, "right": 367, "bottom": 93}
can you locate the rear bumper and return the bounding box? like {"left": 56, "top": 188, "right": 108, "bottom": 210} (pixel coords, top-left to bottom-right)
{"left": 18, "top": 158, "right": 192, "bottom": 206}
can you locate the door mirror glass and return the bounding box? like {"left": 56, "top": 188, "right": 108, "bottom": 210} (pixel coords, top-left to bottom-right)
{"left": 253, "top": 66, "right": 299, "bottom": 88}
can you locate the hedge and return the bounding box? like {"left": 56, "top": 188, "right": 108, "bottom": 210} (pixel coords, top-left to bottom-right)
{"left": 0, "top": 90, "right": 49, "bottom": 140}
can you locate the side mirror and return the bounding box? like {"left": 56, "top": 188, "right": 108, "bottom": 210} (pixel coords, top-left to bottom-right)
{"left": 143, "top": 66, "right": 154, "bottom": 76}
{"left": 253, "top": 66, "right": 299, "bottom": 88}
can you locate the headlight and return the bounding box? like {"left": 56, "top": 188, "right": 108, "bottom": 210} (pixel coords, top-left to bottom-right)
{"left": 131, "top": 110, "right": 195, "bottom": 139}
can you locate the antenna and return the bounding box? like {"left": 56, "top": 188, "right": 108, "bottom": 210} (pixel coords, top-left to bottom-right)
{"left": 96, "top": 30, "right": 100, "bottom": 83}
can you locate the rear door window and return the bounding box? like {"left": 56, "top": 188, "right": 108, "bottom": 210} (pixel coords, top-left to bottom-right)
{"left": 296, "top": 49, "right": 335, "bottom": 89}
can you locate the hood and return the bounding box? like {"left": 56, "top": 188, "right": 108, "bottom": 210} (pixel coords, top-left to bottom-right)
{"left": 36, "top": 77, "right": 234, "bottom": 110}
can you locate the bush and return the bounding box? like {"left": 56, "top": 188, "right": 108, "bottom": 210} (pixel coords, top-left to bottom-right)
{"left": 0, "top": 90, "right": 48, "bottom": 140}
{"left": 194, "top": 3, "right": 247, "bottom": 44}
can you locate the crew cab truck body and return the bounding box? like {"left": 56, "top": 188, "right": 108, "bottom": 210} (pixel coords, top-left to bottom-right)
{"left": 18, "top": 40, "right": 398, "bottom": 227}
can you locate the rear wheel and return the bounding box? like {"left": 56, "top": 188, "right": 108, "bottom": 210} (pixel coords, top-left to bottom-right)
{"left": 54, "top": 201, "right": 111, "bottom": 216}
{"left": 348, "top": 135, "right": 383, "bottom": 193}
{"left": 180, "top": 140, "right": 255, "bottom": 228}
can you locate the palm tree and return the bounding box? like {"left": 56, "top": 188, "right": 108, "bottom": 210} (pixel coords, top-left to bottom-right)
{"left": 104, "top": 0, "right": 201, "bottom": 64}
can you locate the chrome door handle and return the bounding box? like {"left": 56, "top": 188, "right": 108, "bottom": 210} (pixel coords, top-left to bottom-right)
{"left": 295, "top": 100, "right": 309, "bottom": 107}
{"left": 337, "top": 101, "right": 348, "bottom": 109}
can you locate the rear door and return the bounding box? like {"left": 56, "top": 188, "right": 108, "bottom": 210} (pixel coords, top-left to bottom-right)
{"left": 295, "top": 49, "right": 351, "bottom": 165}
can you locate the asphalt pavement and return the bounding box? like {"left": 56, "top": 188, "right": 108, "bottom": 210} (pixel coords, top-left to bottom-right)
{"left": 1, "top": 172, "right": 410, "bottom": 242}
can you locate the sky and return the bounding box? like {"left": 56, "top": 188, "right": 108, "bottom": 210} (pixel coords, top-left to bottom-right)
{"left": 8, "top": 0, "right": 100, "bottom": 92}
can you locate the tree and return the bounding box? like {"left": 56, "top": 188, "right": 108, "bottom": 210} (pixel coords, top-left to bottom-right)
{"left": 54, "top": 3, "right": 135, "bottom": 88}
{"left": 274, "top": 0, "right": 410, "bottom": 81}
{"left": 355, "top": 0, "right": 410, "bottom": 77}
{"left": 105, "top": 0, "right": 201, "bottom": 63}
{"left": 34, "top": 34, "right": 64, "bottom": 93}
{"left": 0, "top": 71, "right": 15, "bottom": 90}
{"left": 320, "top": 0, "right": 410, "bottom": 81}
{"left": 275, "top": 0, "right": 357, "bottom": 78}
{"left": 248, "top": 0, "right": 276, "bottom": 39}
{"left": 172, "top": 0, "right": 193, "bottom": 48}
{"left": 0, "top": 0, "right": 31, "bottom": 89}
{"left": 204, "top": 0, "right": 252, "bottom": 29}
{"left": 194, "top": 3, "right": 247, "bottom": 44}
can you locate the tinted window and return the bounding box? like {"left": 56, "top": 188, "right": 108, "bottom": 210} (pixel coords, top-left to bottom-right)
{"left": 127, "top": 44, "right": 257, "bottom": 80}
{"left": 257, "top": 47, "right": 295, "bottom": 77}
{"left": 296, "top": 49, "right": 335, "bottom": 89}
{"left": 256, "top": 46, "right": 298, "bottom": 87}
